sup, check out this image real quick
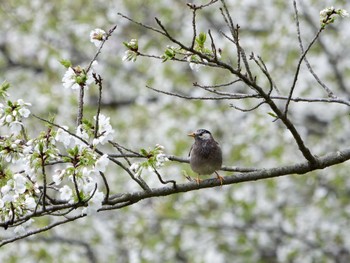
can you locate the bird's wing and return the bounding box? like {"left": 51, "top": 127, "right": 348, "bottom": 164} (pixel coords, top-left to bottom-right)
{"left": 188, "top": 145, "right": 193, "bottom": 157}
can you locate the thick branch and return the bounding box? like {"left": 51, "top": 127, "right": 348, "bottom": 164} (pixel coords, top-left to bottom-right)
{"left": 108, "top": 147, "right": 350, "bottom": 205}
{"left": 2, "top": 147, "right": 350, "bottom": 247}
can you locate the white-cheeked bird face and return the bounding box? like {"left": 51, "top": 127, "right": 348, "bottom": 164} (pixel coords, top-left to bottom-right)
{"left": 197, "top": 131, "right": 211, "bottom": 140}
{"left": 194, "top": 129, "right": 212, "bottom": 141}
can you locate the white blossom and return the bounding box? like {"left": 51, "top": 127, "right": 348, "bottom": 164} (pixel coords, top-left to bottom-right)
{"left": 320, "top": 6, "right": 334, "bottom": 18}
{"left": 130, "top": 162, "right": 140, "bottom": 173}
{"left": 93, "top": 114, "right": 115, "bottom": 145}
{"left": 82, "top": 191, "right": 104, "bottom": 215}
{"left": 14, "top": 174, "right": 27, "bottom": 194}
{"left": 9, "top": 121, "right": 22, "bottom": 136}
{"left": 82, "top": 178, "right": 96, "bottom": 194}
{"left": 1, "top": 183, "right": 14, "bottom": 202}
{"left": 1, "top": 184, "right": 11, "bottom": 195}
{"left": 94, "top": 154, "right": 109, "bottom": 173}
{"left": 187, "top": 55, "right": 207, "bottom": 72}
{"left": 53, "top": 169, "right": 65, "bottom": 185}
{"left": 156, "top": 153, "right": 169, "bottom": 167}
{"left": 338, "top": 9, "right": 349, "bottom": 17}
{"left": 62, "top": 67, "right": 80, "bottom": 90}
{"left": 5, "top": 114, "right": 13, "bottom": 123}
{"left": 130, "top": 162, "right": 142, "bottom": 177}
{"left": 75, "top": 125, "right": 89, "bottom": 148}
{"left": 18, "top": 107, "right": 30, "bottom": 118}
{"left": 55, "top": 127, "right": 72, "bottom": 148}
{"left": 90, "top": 28, "right": 107, "bottom": 47}
{"left": 24, "top": 195, "right": 36, "bottom": 210}
{"left": 59, "top": 185, "right": 73, "bottom": 202}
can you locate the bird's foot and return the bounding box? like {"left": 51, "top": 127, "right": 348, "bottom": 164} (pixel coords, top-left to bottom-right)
{"left": 215, "top": 171, "right": 224, "bottom": 186}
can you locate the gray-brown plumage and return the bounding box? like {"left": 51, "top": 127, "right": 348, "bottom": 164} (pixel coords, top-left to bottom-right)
{"left": 188, "top": 129, "right": 223, "bottom": 184}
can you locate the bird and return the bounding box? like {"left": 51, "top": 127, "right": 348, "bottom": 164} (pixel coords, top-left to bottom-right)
{"left": 188, "top": 129, "right": 224, "bottom": 185}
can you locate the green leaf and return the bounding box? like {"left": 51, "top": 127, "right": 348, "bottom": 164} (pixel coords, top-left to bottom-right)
{"left": 140, "top": 148, "right": 148, "bottom": 157}
{"left": 267, "top": 112, "right": 278, "bottom": 118}
{"left": 38, "top": 141, "right": 44, "bottom": 154}
{"left": 82, "top": 119, "right": 94, "bottom": 129}
{"left": 0, "top": 81, "right": 10, "bottom": 99}
{"left": 195, "top": 32, "right": 207, "bottom": 48}
{"left": 67, "top": 145, "right": 79, "bottom": 157}
{"left": 59, "top": 59, "right": 72, "bottom": 68}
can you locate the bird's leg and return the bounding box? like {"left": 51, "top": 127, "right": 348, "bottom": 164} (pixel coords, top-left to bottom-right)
{"left": 215, "top": 171, "right": 224, "bottom": 186}
{"left": 195, "top": 175, "right": 201, "bottom": 185}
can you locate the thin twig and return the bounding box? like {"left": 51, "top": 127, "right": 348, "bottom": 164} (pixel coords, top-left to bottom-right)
{"left": 41, "top": 156, "right": 47, "bottom": 211}
{"left": 77, "top": 85, "right": 84, "bottom": 126}
{"left": 86, "top": 25, "right": 117, "bottom": 73}
{"left": 152, "top": 165, "right": 177, "bottom": 189}
{"left": 117, "top": 13, "right": 166, "bottom": 36}
{"left": 208, "top": 30, "right": 218, "bottom": 60}
{"left": 284, "top": 18, "right": 324, "bottom": 116}
{"left": 93, "top": 73, "right": 103, "bottom": 138}
{"left": 72, "top": 171, "right": 82, "bottom": 203}
{"left": 146, "top": 84, "right": 350, "bottom": 106}
{"left": 99, "top": 172, "right": 110, "bottom": 203}
{"left": 293, "top": 0, "right": 336, "bottom": 98}
{"left": 300, "top": 2, "right": 347, "bottom": 93}
{"left": 193, "top": 79, "right": 241, "bottom": 89}
{"left": 231, "top": 101, "right": 266, "bottom": 112}
{"left": 220, "top": 0, "right": 244, "bottom": 73}
{"left": 188, "top": 3, "right": 198, "bottom": 49}
{"left": 250, "top": 53, "right": 275, "bottom": 95}
{"left": 0, "top": 214, "right": 85, "bottom": 247}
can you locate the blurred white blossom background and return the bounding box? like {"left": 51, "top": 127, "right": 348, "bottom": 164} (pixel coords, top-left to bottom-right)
{"left": 1, "top": 0, "right": 350, "bottom": 262}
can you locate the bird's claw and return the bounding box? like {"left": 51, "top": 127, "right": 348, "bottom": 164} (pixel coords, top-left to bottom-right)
{"left": 215, "top": 171, "right": 224, "bottom": 186}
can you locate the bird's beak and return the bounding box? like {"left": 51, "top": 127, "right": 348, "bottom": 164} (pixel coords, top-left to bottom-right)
{"left": 188, "top": 132, "right": 196, "bottom": 137}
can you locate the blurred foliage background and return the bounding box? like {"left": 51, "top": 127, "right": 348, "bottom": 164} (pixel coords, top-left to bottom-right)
{"left": 1, "top": 0, "right": 350, "bottom": 262}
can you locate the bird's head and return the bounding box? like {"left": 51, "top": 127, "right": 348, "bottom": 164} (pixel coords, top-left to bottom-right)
{"left": 188, "top": 129, "right": 212, "bottom": 141}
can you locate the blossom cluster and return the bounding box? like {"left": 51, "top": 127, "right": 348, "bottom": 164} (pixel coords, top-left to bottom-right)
{"left": 122, "top": 39, "right": 139, "bottom": 62}
{"left": 0, "top": 28, "right": 172, "bottom": 236}
{"left": 320, "top": 7, "right": 349, "bottom": 27}
{"left": 62, "top": 62, "right": 97, "bottom": 90}
{"left": 0, "top": 99, "right": 31, "bottom": 136}
{"left": 0, "top": 91, "right": 115, "bottom": 235}
{"left": 90, "top": 28, "right": 107, "bottom": 47}
{"left": 130, "top": 144, "right": 169, "bottom": 177}
{"left": 160, "top": 32, "right": 220, "bottom": 71}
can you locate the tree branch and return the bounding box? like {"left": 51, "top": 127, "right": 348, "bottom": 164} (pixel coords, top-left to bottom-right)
{"left": 2, "top": 147, "right": 350, "bottom": 247}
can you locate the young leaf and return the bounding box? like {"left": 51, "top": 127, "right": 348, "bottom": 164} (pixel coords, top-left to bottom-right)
{"left": 60, "top": 59, "right": 72, "bottom": 69}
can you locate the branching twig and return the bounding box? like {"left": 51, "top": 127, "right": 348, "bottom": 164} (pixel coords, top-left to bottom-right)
{"left": 2, "top": 147, "right": 350, "bottom": 246}
{"left": 293, "top": 0, "right": 336, "bottom": 98}
{"left": 300, "top": 2, "right": 347, "bottom": 93}
{"left": 117, "top": 13, "right": 165, "bottom": 36}
{"left": 220, "top": 0, "right": 243, "bottom": 72}
{"left": 0, "top": 214, "right": 85, "bottom": 247}
{"left": 86, "top": 25, "right": 117, "bottom": 73}
{"left": 285, "top": 9, "right": 325, "bottom": 116}
{"left": 32, "top": 114, "right": 151, "bottom": 191}
{"left": 152, "top": 165, "right": 177, "bottom": 189}
{"left": 147, "top": 85, "right": 350, "bottom": 106}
